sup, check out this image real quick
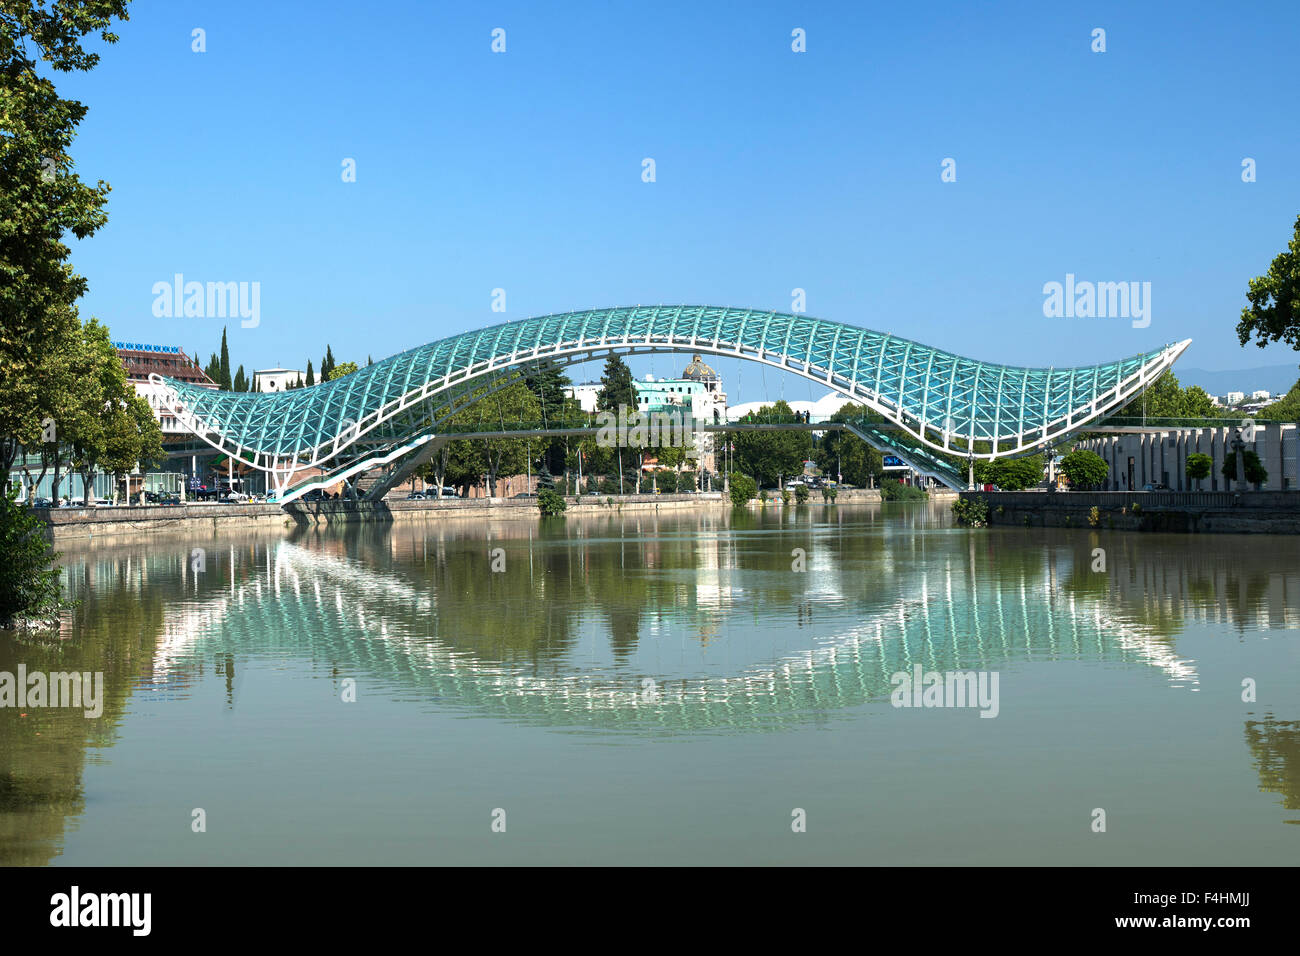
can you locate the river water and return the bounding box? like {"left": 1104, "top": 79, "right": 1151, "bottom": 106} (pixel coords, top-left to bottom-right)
{"left": 1, "top": 502, "right": 1296, "bottom": 865}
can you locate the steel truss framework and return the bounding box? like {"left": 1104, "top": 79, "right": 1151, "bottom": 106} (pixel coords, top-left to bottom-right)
{"left": 155, "top": 306, "right": 1190, "bottom": 500}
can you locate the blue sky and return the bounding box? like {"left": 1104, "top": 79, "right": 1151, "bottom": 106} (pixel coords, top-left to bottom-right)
{"left": 62, "top": 0, "right": 1300, "bottom": 397}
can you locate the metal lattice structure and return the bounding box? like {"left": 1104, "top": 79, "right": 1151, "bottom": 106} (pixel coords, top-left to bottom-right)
{"left": 156, "top": 306, "right": 1189, "bottom": 499}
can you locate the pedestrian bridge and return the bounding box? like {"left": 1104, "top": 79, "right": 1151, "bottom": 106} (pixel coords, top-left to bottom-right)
{"left": 155, "top": 306, "right": 1189, "bottom": 500}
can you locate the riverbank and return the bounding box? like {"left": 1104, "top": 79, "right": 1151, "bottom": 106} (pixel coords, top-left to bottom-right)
{"left": 960, "top": 490, "right": 1300, "bottom": 534}
{"left": 36, "top": 486, "right": 947, "bottom": 541}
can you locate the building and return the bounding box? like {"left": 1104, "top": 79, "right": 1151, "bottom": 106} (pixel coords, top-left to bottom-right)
{"left": 115, "top": 342, "right": 217, "bottom": 437}
{"left": 726, "top": 390, "right": 861, "bottom": 422}
{"left": 1080, "top": 423, "right": 1298, "bottom": 491}
{"left": 1251, "top": 390, "right": 1272, "bottom": 401}
{"left": 1223, "top": 391, "right": 1246, "bottom": 406}
{"left": 565, "top": 382, "right": 601, "bottom": 413}
{"left": 254, "top": 368, "right": 306, "bottom": 392}
{"left": 564, "top": 356, "right": 730, "bottom": 475}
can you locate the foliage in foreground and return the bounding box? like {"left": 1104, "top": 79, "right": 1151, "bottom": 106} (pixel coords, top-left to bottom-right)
{"left": 974, "top": 455, "right": 1044, "bottom": 491}
{"left": 729, "top": 473, "right": 757, "bottom": 506}
{"left": 0, "top": 490, "right": 63, "bottom": 629}
{"left": 1221, "top": 451, "right": 1268, "bottom": 486}
{"left": 880, "top": 478, "right": 928, "bottom": 500}
{"left": 951, "top": 497, "right": 989, "bottom": 527}
{"left": 1058, "top": 449, "right": 1108, "bottom": 490}
{"left": 537, "top": 488, "right": 567, "bottom": 516}
{"left": 1185, "top": 453, "right": 1213, "bottom": 487}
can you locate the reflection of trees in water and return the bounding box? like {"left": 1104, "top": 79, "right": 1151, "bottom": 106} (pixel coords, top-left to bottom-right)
{"left": 1244, "top": 716, "right": 1300, "bottom": 821}
{"left": 0, "top": 564, "right": 167, "bottom": 865}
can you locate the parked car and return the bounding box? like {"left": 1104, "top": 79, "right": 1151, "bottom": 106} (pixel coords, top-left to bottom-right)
{"left": 406, "top": 491, "right": 427, "bottom": 500}
{"left": 26, "top": 496, "right": 52, "bottom": 508}
{"left": 427, "top": 487, "right": 460, "bottom": 498}
{"left": 511, "top": 492, "right": 537, "bottom": 499}
{"left": 301, "top": 489, "right": 326, "bottom": 502}
{"left": 1142, "top": 482, "right": 1170, "bottom": 492}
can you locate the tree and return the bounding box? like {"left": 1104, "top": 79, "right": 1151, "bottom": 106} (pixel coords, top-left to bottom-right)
{"left": 596, "top": 355, "right": 636, "bottom": 491}
{"left": 447, "top": 381, "right": 540, "bottom": 496}
{"left": 1237, "top": 214, "right": 1300, "bottom": 352}
{"left": 102, "top": 393, "right": 163, "bottom": 502}
{"left": 0, "top": 489, "right": 64, "bottom": 628}
{"left": 1058, "top": 449, "right": 1108, "bottom": 489}
{"left": 537, "top": 487, "right": 566, "bottom": 516}
{"left": 321, "top": 345, "right": 335, "bottom": 382}
{"left": 232, "top": 365, "right": 247, "bottom": 392}
{"left": 0, "top": 0, "right": 130, "bottom": 491}
{"left": 976, "top": 454, "right": 1044, "bottom": 491}
{"left": 1185, "top": 452, "right": 1212, "bottom": 489}
{"left": 818, "top": 402, "right": 884, "bottom": 486}
{"left": 62, "top": 319, "right": 131, "bottom": 505}
{"left": 1261, "top": 378, "right": 1300, "bottom": 421}
{"left": 218, "top": 326, "right": 231, "bottom": 390}
{"left": 1106, "top": 372, "right": 1225, "bottom": 437}
{"left": 596, "top": 354, "right": 636, "bottom": 411}
{"left": 731, "top": 400, "right": 810, "bottom": 488}
{"left": 326, "top": 361, "right": 358, "bottom": 381}
{"left": 729, "top": 472, "right": 756, "bottom": 506}
{"left": 524, "top": 360, "right": 577, "bottom": 479}
{"left": 1183, "top": 385, "right": 1216, "bottom": 418}
{"left": 305, "top": 361, "right": 315, "bottom": 387}
{"left": 1222, "top": 450, "right": 1268, "bottom": 487}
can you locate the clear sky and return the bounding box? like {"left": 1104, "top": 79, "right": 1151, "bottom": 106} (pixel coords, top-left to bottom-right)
{"left": 61, "top": 0, "right": 1300, "bottom": 398}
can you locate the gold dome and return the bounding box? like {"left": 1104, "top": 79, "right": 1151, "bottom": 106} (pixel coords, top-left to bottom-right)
{"left": 682, "top": 354, "right": 718, "bottom": 382}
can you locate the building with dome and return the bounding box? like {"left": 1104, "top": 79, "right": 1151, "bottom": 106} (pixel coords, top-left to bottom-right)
{"left": 564, "top": 355, "right": 729, "bottom": 477}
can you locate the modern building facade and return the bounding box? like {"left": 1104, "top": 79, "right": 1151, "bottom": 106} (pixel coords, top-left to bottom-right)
{"left": 1080, "top": 423, "right": 1298, "bottom": 491}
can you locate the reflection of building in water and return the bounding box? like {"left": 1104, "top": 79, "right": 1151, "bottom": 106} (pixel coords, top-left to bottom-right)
{"left": 1244, "top": 717, "right": 1300, "bottom": 822}
{"left": 1090, "top": 544, "right": 1300, "bottom": 633}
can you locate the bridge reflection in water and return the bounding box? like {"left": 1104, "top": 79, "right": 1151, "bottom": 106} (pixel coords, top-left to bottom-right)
{"left": 4, "top": 506, "right": 1297, "bottom": 866}
{"left": 122, "top": 510, "right": 1298, "bottom": 734}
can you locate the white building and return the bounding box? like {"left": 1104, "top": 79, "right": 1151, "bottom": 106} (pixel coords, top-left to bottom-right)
{"left": 116, "top": 342, "right": 217, "bottom": 436}
{"left": 1223, "top": 391, "right": 1246, "bottom": 406}
{"left": 727, "top": 391, "right": 861, "bottom": 422}
{"left": 564, "top": 356, "right": 730, "bottom": 473}
{"left": 254, "top": 368, "right": 306, "bottom": 392}
{"left": 565, "top": 382, "right": 602, "bottom": 413}
{"left": 1251, "top": 389, "right": 1272, "bottom": 401}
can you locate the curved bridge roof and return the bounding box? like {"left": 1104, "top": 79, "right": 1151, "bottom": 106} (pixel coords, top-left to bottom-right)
{"left": 157, "top": 305, "right": 1189, "bottom": 473}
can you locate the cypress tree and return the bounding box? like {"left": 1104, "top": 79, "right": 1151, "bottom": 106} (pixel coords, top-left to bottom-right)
{"left": 305, "top": 361, "right": 315, "bottom": 387}
{"left": 219, "top": 326, "right": 232, "bottom": 390}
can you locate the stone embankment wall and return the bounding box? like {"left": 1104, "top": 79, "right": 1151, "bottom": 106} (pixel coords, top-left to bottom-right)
{"left": 960, "top": 490, "right": 1300, "bottom": 534}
